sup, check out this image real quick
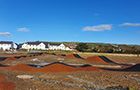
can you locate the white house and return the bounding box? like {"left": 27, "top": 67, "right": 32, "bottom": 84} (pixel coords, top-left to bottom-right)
{"left": 21, "top": 41, "right": 73, "bottom": 51}
{"left": 47, "top": 43, "right": 72, "bottom": 51}
{"left": 0, "top": 41, "right": 17, "bottom": 51}
{"left": 21, "top": 42, "right": 48, "bottom": 50}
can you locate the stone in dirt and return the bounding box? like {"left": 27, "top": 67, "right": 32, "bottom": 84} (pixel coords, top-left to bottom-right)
{"left": 16, "top": 75, "right": 34, "bottom": 79}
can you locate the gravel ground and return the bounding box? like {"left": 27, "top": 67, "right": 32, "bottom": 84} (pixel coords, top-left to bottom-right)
{"left": 0, "top": 70, "right": 140, "bottom": 90}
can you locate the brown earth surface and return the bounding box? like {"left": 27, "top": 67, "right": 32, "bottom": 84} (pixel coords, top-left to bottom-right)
{"left": 0, "top": 52, "right": 140, "bottom": 90}
{"left": 0, "top": 74, "right": 15, "bottom": 90}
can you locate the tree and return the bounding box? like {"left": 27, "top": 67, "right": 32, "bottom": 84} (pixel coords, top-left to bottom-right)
{"left": 76, "top": 43, "right": 90, "bottom": 52}
{"left": 107, "top": 49, "right": 114, "bottom": 53}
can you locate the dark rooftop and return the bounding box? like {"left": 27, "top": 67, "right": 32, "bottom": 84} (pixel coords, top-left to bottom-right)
{"left": 0, "top": 41, "right": 13, "bottom": 44}
{"left": 25, "top": 41, "right": 49, "bottom": 45}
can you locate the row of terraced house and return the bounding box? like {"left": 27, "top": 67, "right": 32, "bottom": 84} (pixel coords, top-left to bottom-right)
{"left": 0, "top": 41, "right": 74, "bottom": 51}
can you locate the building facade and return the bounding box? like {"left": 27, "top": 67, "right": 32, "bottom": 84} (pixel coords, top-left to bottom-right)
{"left": 0, "top": 41, "right": 17, "bottom": 51}
{"left": 47, "top": 43, "right": 72, "bottom": 50}
{"left": 21, "top": 42, "right": 47, "bottom": 50}
{"left": 21, "top": 42, "right": 73, "bottom": 51}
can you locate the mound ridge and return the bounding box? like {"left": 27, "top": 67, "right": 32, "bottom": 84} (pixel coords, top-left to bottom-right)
{"left": 86, "top": 56, "right": 118, "bottom": 65}
{"left": 0, "top": 57, "right": 7, "bottom": 61}
{"left": 123, "top": 64, "right": 140, "bottom": 71}
{"left": 40, "top": 62, "right": 77, "bottom": 72}
{"left": 5, "top": 57, "right": 17, "bottom": 61}
{"left": 65, "top": 54, "right": 84, "bottom": 59}
{"left": 39, "top": 62, "right": 100, "bottom": 72}
{"left": 0, "top": 64, "right": 8, "bottom": 67}
{"left": 0, "top": 55, "right": 27, "bottom": 61}
{"left": 101, "top": 64, "right": 140, "bottom": 72}
{"left": 2, "top": 62, "right": 100, "bottom": 73}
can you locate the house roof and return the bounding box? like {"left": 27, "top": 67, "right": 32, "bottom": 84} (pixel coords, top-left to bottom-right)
{"left": 0, "top": 41, "right": 13, "bottom": 44}
{"left": 48, "top": 43, "right": 73, "bottom": 49}
{"left": 26, "top": 42, "right": 42, "bottom": 45}
{"left": 48, "top": 43, "right": 61, "bottom": 46}
{"left": 25, "top": 41, "right": 49, "bottom": 46}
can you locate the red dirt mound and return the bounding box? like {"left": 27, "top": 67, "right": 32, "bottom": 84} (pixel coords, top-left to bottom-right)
{"left": 65, "top": 54, "right": 84, "bottom": 59}
{"left": 41, "top": 63, "right": 101, "bottom": 72}
{"left": 39, "top": 63, "right": 78, "bottom": 72}
{"left": 40, "top": 63, "right": 100, "bottom": 72}
{"left": 8, "top": 64, "right": 37, "bottom": 73}
{"left": 86, "top": 56, "right": 118, "bottom": 65}
{"left": 86, "top": 56, "right": 109, "bottom": 64}
{"left": 3, "top": 63, "right": 101, "bottom": 73}
{"left": 4, "top": 63, "right": 77, "bottom": 73}
{"left": 5, "top": 57, "right": 17, "bottom": 61}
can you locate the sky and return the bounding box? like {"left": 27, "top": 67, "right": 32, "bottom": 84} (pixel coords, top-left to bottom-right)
{"left": 0, "top": 0, "right": 140, "bottom": 45}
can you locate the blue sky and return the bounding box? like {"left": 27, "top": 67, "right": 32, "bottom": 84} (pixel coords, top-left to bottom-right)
{"left": 0, "top": 0, "right": 140, "bottom": 44}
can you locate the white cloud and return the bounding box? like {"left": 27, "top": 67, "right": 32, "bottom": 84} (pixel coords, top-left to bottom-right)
{"left": 82, "top": 24, "right": 112, "bottom": 31}
{"left": 0, "top": 32, "right": 11, "bottom": 37}
{"left": 120, "top": 23, "right": 140, "bottom": 27}
{"left": 17, "top": 27, "right": 30, "bottom": 32}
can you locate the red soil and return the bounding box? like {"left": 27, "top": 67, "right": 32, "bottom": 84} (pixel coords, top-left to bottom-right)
{"left": 86, "top": 56, "right": 109, "bottom": 64}
{"left": 0, "top": 75, "right": 6, "bottom": 82}
{"left": 0, "top": 75, "right": 15, "bottom": 90}
{"left": 0, "top": 82, "right": 15, "bottom": 90}
{"left": 1, "top": 63, "right": 100, "bottom": 73}
{"left": 78, "top": 66, "right": 100, "bottom": 71}
{"left": 39, "top": 63, "right": 78, "bottom": 72}
{"left": 8, "top": 64, "right": 37, "bottom": 73}
{"left": 5, "top": 57, "right": 17, "bottom": 61}
{"left": 66, "top": 54, "right": 76, "bottom": 58}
